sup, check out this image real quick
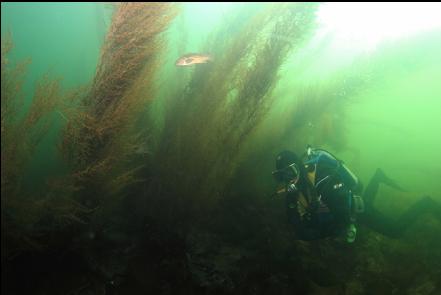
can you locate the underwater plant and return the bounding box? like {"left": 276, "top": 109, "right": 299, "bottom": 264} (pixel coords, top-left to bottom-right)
{"left": 3, "top": 3, "right": 178, "bottom": 290}
{"left": 60, "top": 3, "right": 177, "bottom": 219}
{"left": 0, "top": 33, "right": 83, "bottom": 260}
{"left": 147, "top": 3, "right": 319, "bottom": 226}
{"left": 2, "top": 1, "right": 177, "bottom": 263}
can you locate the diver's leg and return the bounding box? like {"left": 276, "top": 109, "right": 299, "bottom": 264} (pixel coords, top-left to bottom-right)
{"left": 358, "top": 207, "right": 401, "bottom": 238}
{"left": 394, "top": 195, "right": 441, "bottom": 232}
{"left": 359, "top": 195, "right": 441, "bottom": 238}
{"left": 363, "top": 169, "right": 382, "bottom": 206}
{"left": 363, "top": 168, "right": 405, "bottom": 206}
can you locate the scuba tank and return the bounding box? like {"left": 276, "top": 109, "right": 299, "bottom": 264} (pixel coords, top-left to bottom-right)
{"left": 305, "top": 145, "right": 363, "bottom": 243}
{"left": 305, "top": 145, "right": 359, "bottom": 191}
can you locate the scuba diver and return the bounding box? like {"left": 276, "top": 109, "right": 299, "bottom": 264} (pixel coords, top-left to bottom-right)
{"left": 272, "top": 146, "right": 441, "bottom": 243}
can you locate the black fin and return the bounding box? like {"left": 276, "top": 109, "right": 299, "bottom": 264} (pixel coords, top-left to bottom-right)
{"left": 376, "top": 168, "right": 407, "bottom": 192}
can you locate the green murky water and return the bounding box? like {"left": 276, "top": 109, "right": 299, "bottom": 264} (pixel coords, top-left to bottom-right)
{"left": 2, "top": 3, "right": 440, "bottom": 294}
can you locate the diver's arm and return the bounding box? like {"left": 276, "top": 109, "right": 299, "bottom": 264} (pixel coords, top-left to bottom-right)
{"left": 286, "top": 191, "right": 323, "bottom": 241}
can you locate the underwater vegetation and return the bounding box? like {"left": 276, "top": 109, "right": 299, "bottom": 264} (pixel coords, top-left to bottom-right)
{"left": 1, "top": 32, "right": 79, "bottom": 259}
{"left": 2, "top": 2, "right": 178, "bottom": 291}
{"left": 2, "top": 2, "right": 440, "bottom": 294}
{"left": 61, "top": 2, "right": 177, "bottom": 206}
{"left": 148, "top": 3, "right": 320, "bottom": 227}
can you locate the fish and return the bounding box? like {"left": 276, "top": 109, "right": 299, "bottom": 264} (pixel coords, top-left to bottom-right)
{"left": 175, "top": 53, "right": 213, "bottom": 66}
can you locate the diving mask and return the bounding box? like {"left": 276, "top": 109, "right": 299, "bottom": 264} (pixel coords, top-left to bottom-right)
{"left": 272, "top": 163, "right": 300, "bottom": 184}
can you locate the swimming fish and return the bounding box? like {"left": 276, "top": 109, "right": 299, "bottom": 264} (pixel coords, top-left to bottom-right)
{"left": 175, "top": 53, "right": 213, "bottom": 66}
